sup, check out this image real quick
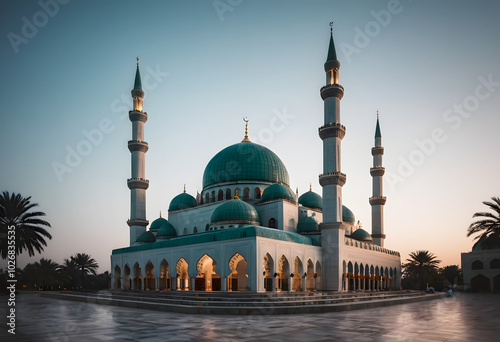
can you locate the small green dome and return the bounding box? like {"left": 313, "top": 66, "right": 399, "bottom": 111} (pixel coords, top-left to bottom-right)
{"left": 297, "top": 216, "right": 319, "bottom": 234}
{"left": 156, "top": 220, "right": 177, "bottom": 239}
{"left": 136, "top": 231, "right": 156, "bottom": 243}
{"left": 169, "top": 192, "right": 197, "bottom": 211}
{"left": 211, "top": 199, "right": 261, "bottom": 225}
{"left": 261, "top": 183, "right": 296, "bottom": 202}
{"left": 203, "top": 141, "right": 290, "bottom": 189}
{"left": 351, "top": 228, "right": 372, "bottom": 241}
{"left": 298, "top": 191, "right": 322, "bottom": 210}
{"left": 150, "top": 217, "right": 168, "bottom": 232}
{"left": 343, "top": 205, "right": 355, "bottom": 223}
{"left": 472, "top": 233, "right": 500, "bottom": 251}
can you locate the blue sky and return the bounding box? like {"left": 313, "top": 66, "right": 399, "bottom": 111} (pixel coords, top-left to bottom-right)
{"left": 1, "top": 0, "right": 500, "bottom": 271}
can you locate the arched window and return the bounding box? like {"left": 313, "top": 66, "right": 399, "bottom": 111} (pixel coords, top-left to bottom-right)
{"left": 205, "top": 193, "right": 209, "bottom": 204}
{"left": 243, "top": 187, "right": 250, "bottom": 199}
{"left": 269, "top": 218, "right": 277, "bottom": 228}
{"left": 490, "top": 259, "right": 500, "bottom": 269}
{"left": 472, "top": 260, "right": 483, "bottom": 270}
{"left": 211, "top": 191, "right": 215, "bottom": 202}
{"left": 226, "top": 188, "right": 231, "bottom": 200}
{"left": 183, "top": 227, "right": 188, "bottom": 235}
{"left": 254, "top": 187, "right": 261, "bottom": 199}
{"left": 193, "top": 227, "right": 198, "bottom": 234}
{"left": 218, "top": 190, "right": 224, "bottom": 201}
{"left": 205, "top": 223, "right": 209, "bottom": 231}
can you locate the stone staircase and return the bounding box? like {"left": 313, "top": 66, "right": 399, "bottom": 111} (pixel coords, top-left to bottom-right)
{"left": 40, "top": 290, "right": 445, "bottom": 315}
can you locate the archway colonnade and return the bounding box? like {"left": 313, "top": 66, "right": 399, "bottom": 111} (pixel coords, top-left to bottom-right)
{"left": 342, "top": 260, "right": 397, "bottom": 291}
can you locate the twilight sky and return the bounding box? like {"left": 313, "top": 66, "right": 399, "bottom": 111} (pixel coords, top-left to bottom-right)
{"left": 1, "top": 0, "right": 500, "bottom": 272}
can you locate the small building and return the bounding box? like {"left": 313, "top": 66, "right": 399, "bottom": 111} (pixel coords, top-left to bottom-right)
{"left": 461, "top": 235, "right": 500, "bottom": 292}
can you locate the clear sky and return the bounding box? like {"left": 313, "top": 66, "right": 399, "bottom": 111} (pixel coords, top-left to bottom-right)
{"left": 1, "top": 0, "right": 500, "bottom": 272}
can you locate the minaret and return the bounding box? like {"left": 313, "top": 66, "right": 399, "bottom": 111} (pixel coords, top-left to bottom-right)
{"left": 127, "top": 58, "right": 149, "bottom": 245}
{"left": 370, "top": 112, "right": 386, "bottom": 247}
{"left": 319, "top": 23, "right": 346, "bottom": 291}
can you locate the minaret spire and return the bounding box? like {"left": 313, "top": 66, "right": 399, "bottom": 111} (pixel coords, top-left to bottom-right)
{"left": 370, "top": 112, "right": 386, "bottom": 247}
{"left": 319, "top": 23, "right": 347, "bottom": 291}
{"left": 127, "top": 58, "right": 149, "bottom": 245}
{"left": 242, "top": 117, "right": 251, "bottom": 142}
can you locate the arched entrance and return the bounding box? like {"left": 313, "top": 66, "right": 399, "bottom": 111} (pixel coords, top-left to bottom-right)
{"left": 176, "top": 258, "right": 190, "bottom": 290}
{"left": 145, "top": 261, "right": 155, "bottom": 290}
{"left": 228, "top": 253, "right": 248, "bottom": 291}
{"left": 347, "top": 262, "right": 354, "bottom": 291}
{"left": 305, "top": 259, "right": 315, "bottom": 291}
{"left": 123, "top": 265, "right": 131, "bottom": 290}
{"left": 278, "top": 255, "right": 290, "bottom": 292}
{"left": 315, "top": 261, "right": 322, "bottom": 291}
{"left": 133, "top": 263, "right": 142, "bottom": 290}
{"left": 471, "top": 274, "right": 490, "bottom": 292}
{"left": 159, "top": 259, "right": 171, "bottom": 291}
{"left": 292, "top": 256, "right": 304, "bottom": 292}
{"left": 196, "top": 254, "right": 221, "bottom": 291}
{"left": 114, "top": 265, "right": 121, "bottom": 290}
{"left": 263, "top": 253, "right": 274, "bottom": 292}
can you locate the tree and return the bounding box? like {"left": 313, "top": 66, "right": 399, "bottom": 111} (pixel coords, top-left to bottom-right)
{"left": 402, "top": 250, "right": 441, "bottom": 290}
{"left": 440, "top": 265, "right": 462, "bottom": 286}
{"left": 467, "top": 197, "right": 500, "bottom": 249}
{"left": 21, "top": 258, "right": 61, "bottom": 290}
{"left": 58, "top": 258, "right": 80, "bottom": 289}
{"left": 0, "top": 191, "right": 52, "bottom": 259}
{"left": 70, "top": 253, "right": 99, "bottom": 289}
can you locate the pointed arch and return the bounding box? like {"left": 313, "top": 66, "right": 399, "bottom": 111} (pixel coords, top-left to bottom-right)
{"left": 123, "top": 264, "right": 131, "bottom": 290}
{"left": 278, "top": 255, "right": 290, "bottom": 292}
{"left": 226, "top": 188, "right": 231, "bottom": 200}
{"left": 315, "top": 261, "right": 322, "bottom": 291}
{"left": 305, "top": 259, "right": 315, "bottom": 291}
{"left": 218, "top": 189, "right": 224, "bottom": 201}
{"left": 196, "top": 254, "right": 220, "bottom": 291}
{"left": 133, "top": 262, "right": 142, "bottom": 290}
{"left": 243, "top": 187, "right": 250, "bottom": 199}
{"left": 292, "top": 256, "right": 304, "bottom": 291}
{"left": 114, "top": 265, "right": 121, "bottom": 290}
{"left": 471, "top": 274, "right": 490, "bottom": 292}
{"left": 193, "top": 227, "right": 198, "bottom": 234}
{"left": 159, "top": 259, "right": 170, "bottom": 291}
{"left": 268, "top": 218, "right": 277, "bottom": 229}
{"left": 254, "top": 187, "right": 262, "bottom": 199}
{"left": 263, "top": 253, "right": 274, "bottom": 292}
{"left": 145, "top": 260, "right": 155, "bottom": 290}
{"left": 228, "top": 252, "right": 248, "bottom": 291}
{"left": 176, "top": 258, "right": 189, "bottom": 291}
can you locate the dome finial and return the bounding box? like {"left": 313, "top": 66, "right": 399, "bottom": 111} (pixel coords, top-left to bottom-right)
{"left": 160, "top": 210, "right": 162, "bottom": 218}
{"left": 330, "top": 21, "right": 333, "bottom": 34}
{"left": 234, "top": 189, "right": 239, "bottom": 199}
{"left": 310, "top": 183, "right": 312, "bottom": 191}
{"left": 137, "top": 57, "right": 139, "bottom": 66}
{"left": 241, "top": 117, "right": 251, "bottom": 142}
{"left": 183, "top": 184, "right": 186, "bottom": 193}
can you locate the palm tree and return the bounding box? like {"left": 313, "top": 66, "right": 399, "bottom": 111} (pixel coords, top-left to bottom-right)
{"left": 22, "top": 258, "right": 60, "bottom": 290}
{"left": 402, "top": 250, "right": 441, "bottom": 290}
{"left": 0, "top": 191, "right": 52, "bottom": 259}
{"left": 58, "top": 258, "right": 80, "bottom": 289}
{"left": 70, "top": 253, "right": 99, "bottom": 289}
{"left": 467, "top": 197, "right": 500, "bottom": 249}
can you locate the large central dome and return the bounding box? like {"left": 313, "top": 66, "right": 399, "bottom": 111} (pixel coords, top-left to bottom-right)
{"left": 203, "top": 141, "right": 290, "bottom": 189}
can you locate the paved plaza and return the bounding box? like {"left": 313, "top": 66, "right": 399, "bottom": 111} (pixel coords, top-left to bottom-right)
{"left": 1, "top": 292, "right": 499, "bottom": 341}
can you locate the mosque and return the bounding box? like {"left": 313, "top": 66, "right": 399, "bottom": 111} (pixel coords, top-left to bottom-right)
{"left": 110, "top": 27, "right": 401, "bottom": 293}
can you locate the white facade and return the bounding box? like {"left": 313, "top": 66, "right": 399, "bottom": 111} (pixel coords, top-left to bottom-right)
{"left": 461, "top": 249, "right": 500, "bottom": 292}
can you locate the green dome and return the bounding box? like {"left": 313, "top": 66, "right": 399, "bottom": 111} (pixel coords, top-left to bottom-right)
{"left": 202, "top": 141, "right": 290, "bottom": 189}
{"left": 297, "top": 216, "right": 319, "bottom": 234}
{"left": 298, "top": 191, "right": 322, "bottom": 210}
{"left": 211, "top": 199, "right": 261, "bottom": 225}
{"left": 136, "top": 231, "right": 156, "bottom": 243}
{"left": 150, "top": 217, "right": 168, "bottom": 232}
{"left": 472, "top": 233, "right": 500, "bottom": 251}
{"left": 351, "top": 228, "right": 372, "bottom": 241}
{"left": 156, "top": 220, "right": 177, "bottom": 239}
{"left": 261, "top": 183, "right": 296, "bottom": 202}
{"left": 343, "top": 205, "right": 355, "bottom": 223}
{"left": 169, "top": 192, "right": 197, "bottom": 211}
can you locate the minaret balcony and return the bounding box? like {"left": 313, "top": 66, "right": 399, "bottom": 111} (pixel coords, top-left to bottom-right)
{"left": 127, "top": 178, "right": 149, "bottom": 190}
{"left": 319, "top": 172, "right": 347, "bottom": 187}
{"left": 128, "top": 140, "right": 149, "bottom": 153}
{"left": 127, "top": 219, "right": 149, "bottom": 227}
{"left": 320, "top": 83, "right": 344, "bottom": 100}
{"left": 371, "top": 147, "right": 384, "bottom": 156}
{"left": 370, "top": 167, "right": 385, "bottom": 177}
{"left": 129, "top": 110, "right": 148, "bottom": 123}
{"left": 369, "top": 196, "right": 387, "bottom": 205}
{"left": 318, "top": 123, "right": 346, "bottom": 140}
